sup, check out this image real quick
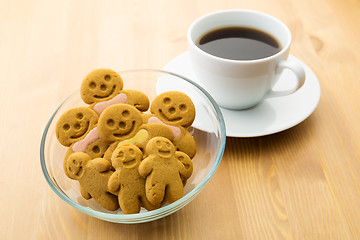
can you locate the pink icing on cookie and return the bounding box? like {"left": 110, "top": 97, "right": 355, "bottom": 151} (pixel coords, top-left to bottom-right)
{"left": 93, "top": 93, "right": 127, "bottom": 115}
{"left": 148, "top": 116, "right": 181, "bottom": 138}
{"left": 73, "top": 127, "right": 100, "bottom": 152}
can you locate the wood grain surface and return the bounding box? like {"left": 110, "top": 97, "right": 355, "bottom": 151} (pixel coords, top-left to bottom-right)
{"left": 1, "top": 0, "right": 360, "bottom": 239}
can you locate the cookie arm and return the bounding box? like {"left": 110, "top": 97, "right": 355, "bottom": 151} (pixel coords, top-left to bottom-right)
{"left": 89, "top": 158, "right": 111, "bottom": 172}
{"left": 173, "top": 130, "right": 196, "bottom": 159}
{"left": 122, "top": 89, "right": 150, "bottom": 112}
{"left": 138, "top": 156, "right": 154, "bottom": 178}
{"left": 175, "top": 151, "right": 193, "bottom": 179}
{"left": 108, "top": 172, "right": 121, "bottom": 195}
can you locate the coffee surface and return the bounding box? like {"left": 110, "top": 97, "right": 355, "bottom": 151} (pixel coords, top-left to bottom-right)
{"left": 196, "top": 26, "right": 281, "bottom": 60}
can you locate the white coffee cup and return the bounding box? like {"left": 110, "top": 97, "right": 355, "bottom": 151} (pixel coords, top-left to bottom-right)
{"left": 187, "top": 9, "right": 305, "bottom": 110}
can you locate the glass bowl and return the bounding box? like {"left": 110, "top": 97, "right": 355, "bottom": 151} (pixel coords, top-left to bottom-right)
{"left": 40, "top": 69, "right": 226, "bottom": 223}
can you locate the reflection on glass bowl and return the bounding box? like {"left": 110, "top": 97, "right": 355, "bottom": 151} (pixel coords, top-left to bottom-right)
{"left": 40, "top": 69, "right": 226, "bottom": 223}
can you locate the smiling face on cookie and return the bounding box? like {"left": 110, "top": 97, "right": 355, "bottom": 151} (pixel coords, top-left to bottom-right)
{"left": 56, "top": 107, "right": 98, "bottom": 146}
{"left": 98, "top": 104, "right": 143, "bottom": 142}
{"left": 150, "top": 91, "right": 195, "bottom": 127}
{"left": 146, "top": 137, "right": 176, "bottom": 159}
{"left": 111, "top": 144, "right": 142, "bottom": 169}
{"left": 80, "top": 69, "right": 124, "bottom": 104}
{"left": 65, "top": 152, "right": 91, "bottom": 180}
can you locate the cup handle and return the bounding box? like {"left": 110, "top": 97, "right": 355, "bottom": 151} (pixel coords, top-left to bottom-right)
{"left": 266, "top": 59, "right": 306, "bottom": 98}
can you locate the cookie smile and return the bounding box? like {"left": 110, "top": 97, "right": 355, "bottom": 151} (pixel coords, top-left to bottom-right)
{"left": 159, "top": 109, "right": 182, "bottom": 122}
{"left": 123, "top": 159, "right": 136, "bottom": 167}
{"left": 158, "top": 150, "right": 171, "bottom": 158}
{"left": 94, "top": 85, "right": 116, "bottom": 99}
{"left": 70, "top": 122, "right": 90, "bottom": 139}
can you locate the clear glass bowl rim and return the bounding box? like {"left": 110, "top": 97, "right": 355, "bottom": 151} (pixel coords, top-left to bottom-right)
{"left": 40, "top": 69, "right": 226, "bottom": 222}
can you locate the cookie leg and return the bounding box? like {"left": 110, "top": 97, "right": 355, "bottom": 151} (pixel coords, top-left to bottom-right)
{"left": 97, "top": 192, "right": 120, "bottom": 211}
{"left": 140, "top": 195, "right": 161, "bottom": 211}
{"left": 146, "top": 180, "right": 166, "bottom": 205}
{"left": 165, "top": 180, "right": 184, "bottom": 203}
{"left": 119, "top": 194, "right": 141, "bottom": 214}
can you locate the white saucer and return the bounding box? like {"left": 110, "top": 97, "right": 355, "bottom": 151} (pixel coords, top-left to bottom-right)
{"left": 162, "top": 52, "right": 321, "bottom": 137}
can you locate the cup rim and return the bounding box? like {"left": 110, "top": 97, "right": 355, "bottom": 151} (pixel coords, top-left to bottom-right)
{"left": 187, "top": 9, "right": 292, "bottom": 64}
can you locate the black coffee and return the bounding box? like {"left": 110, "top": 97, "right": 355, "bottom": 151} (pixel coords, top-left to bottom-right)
{"left": 196, "top": 26, "right": 281, "bottom": 60}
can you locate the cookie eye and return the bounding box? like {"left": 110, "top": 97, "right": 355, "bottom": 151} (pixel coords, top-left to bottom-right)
{"left": 169, "top": 107, "right": 175, "bottom": 114}
{"left": 92, "top": 145, "right": 100, "bottom": 154}
{"left": 163, "top": 97, "right": 171, "bottom": 105}
{"left": 107, "top": 119, "right": 115, "bottom": 127}
{"left": 122, "top": 110, "right": 130, "bottom": 118}
{"left": 117, "top": 151, "right": 124, "bottom": 159}
{"left": 89, "top": 81, "right": 96, "bottom": 89}
{"left": 100, "top": 84, "right": 107, "bottom": 91}
{"left": 76, "top": 113, "right": 84, "bottom": 119}
{"left": 72, "top": 159, "right": 78, "bottom": 165}
{"left": 74, "top": 123, "right": 81, "bottom": 130}
{"left": 156, "top": 140, "right": 162, "bottom": 147}
{"left": 104, "top": 75, "right": 111, "bottom": 81}
{"left": 129, "top": 148, "right": 135, "bottom": 156}
{"left": 63, "top": 124, "right": 70, "bottom": 131}
{"left": 179, "top": 104, "right": 187, "bottom": 112}
{"left": 177, "top": 155, "right": 184, "bottom": 161}
{"left": 119, "top": 121, "right": 126, "bottom": 129}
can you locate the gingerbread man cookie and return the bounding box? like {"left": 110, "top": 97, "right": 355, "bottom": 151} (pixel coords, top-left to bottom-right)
{"left": 150, "top": 91, "right": 196, "bottom": 158}
{"left": 80, "top": 69, "right": 124, "bottom": 104}
{"left": 56, "top": 107, "right": 98, "bottom": 147}
{"left": 108, "top": 144, "right": 161, "bottom": 214}
{"left": 64, "top": 152, "right": 119, "bottom": 211}
{"left": 97, "top": 104, "right": 143, "bottom": 143}
{"left": 139, "top": 137, "right": 193, "bottom": 205}
{"left": 80, "top": 69, "right": 150, "bottom": 114}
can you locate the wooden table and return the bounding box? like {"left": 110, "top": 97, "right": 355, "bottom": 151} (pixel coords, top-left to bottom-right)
{"left": 1, "top": 0, "right": 359, "bottom": 239}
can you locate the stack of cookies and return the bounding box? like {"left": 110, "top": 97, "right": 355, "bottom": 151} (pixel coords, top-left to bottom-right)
{"left": 55, "top": 69, "right": 196, "bottom": 214}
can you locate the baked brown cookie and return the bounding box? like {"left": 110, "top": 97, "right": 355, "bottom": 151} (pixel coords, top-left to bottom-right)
{"left": 91, "top": 89, "right": 150, "bottom": 115}
{"left": 97, "top": 104, "right": 143, "bottom": 143}
{"left": 80, "top": 69, "right": 124, "bottom": 104}
{"left": 139, "top": 137, "right": 193, "bottom": 205}
{"left": 175, "top": 151, "right": 193, "bottom": 185}
{"left": 64, "top": 152, "right": 119, "bottom": 211}
{"left": 121, "top": 89, "right": 150, "bottom": 112}
{"left": 150, "top": 91, "right": 195, "bottom": 127}
{"left": 108, "top": 144, "right": 161, "bottom": 214}
{"left": 56, "top": 107, "right": 98, "bottom": 146}
{"left": 149, "top": 91, "right": 196, "bottom": 158}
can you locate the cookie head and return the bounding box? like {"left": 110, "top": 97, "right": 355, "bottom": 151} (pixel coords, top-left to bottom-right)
{"left": 80, "top": 69, "right": 124, "bottom": 104}
{"left": 146, "top": 137, "right": 176, "bottom": 159}
{"left": 56, "top": 107, "right": 98, "bottom": 146}
{"left": 65, "top": 152, "right": 91, "bottom": 180}
{"left": 98, "top": 104, "right": 142, "bottom": 142}
{"left": 111, "top": 144, "right": 142, "bottom": 169}
{"left": 150, "top": 91, "right": 195, "bottom": 127}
